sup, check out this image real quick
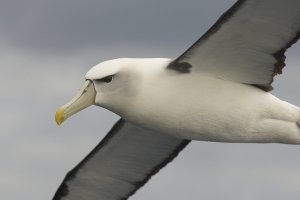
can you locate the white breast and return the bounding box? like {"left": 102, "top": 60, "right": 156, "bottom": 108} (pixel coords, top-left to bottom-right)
{"left": 121, "top": 72, "right": 300, "bottom": 144}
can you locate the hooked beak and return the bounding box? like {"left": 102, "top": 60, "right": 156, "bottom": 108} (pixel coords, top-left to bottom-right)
{"left": 55, "top": 80, "right": 96, "bottom": 125}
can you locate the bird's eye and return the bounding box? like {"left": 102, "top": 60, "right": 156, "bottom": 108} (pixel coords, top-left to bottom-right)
{"left": 96, "top": 75, "right": 114, "bottom": 83}
{"left": 103, "top": 76, "right": 113, "bottom": 83}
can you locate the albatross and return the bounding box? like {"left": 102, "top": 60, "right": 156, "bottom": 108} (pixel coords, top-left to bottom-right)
{"left": 54, "top": 0, "right": 300, "bottom": 199}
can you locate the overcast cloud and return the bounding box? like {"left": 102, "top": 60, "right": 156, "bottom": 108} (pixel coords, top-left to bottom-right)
{"left": 1, "top": 0, "right": 300, "bottom": 200}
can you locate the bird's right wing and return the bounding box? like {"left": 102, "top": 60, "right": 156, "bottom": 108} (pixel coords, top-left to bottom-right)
{"left": 53, "top": 119, "right": 190, "bottom": 200}
{"left": 168, "top": 0, "right": 300, "bottom": 91}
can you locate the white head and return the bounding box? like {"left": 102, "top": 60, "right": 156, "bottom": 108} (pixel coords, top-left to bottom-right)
{"left": 86, "top": 58, "right": 141, "bottom": 111}
{"left": 55, "top": 58, "right": 171, "bottom": 125}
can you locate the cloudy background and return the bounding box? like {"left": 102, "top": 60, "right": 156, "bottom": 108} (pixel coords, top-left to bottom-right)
{"left": 1, "top": 0, "right": 300, "bottom": 199}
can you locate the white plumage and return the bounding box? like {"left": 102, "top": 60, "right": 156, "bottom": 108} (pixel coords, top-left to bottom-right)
{"left": 54, "top": 0, "right": 300, "bottom": 199}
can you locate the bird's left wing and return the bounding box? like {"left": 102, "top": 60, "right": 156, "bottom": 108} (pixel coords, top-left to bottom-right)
{"left": 53, "top": 119, "right": 190, "bottom": 200}
{"left": 168, "top": 0, "right": 300, "bottom": 91}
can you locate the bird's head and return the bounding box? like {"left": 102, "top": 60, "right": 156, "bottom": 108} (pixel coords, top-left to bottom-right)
{"left": 55, "top": 58, "right": 171, "bottom": 125}
{"left": 55, "top": 58, "right": 141, "bottom": 125}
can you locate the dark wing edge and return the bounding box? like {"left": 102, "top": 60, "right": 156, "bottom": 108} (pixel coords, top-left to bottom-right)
{"left": 264, "top": 30, "right": 300, "bottom": 90}
{"left": 167, "top": 0, "right": 300, "bottom": 91}
{"left": 252, "top": 30, "right": 300, "bottom": 91}
{"left": 52, "top": 119, "right": 125, "bottom": 200}
{"left": 168, "top": 0, "right": 247, "bottom": 73}
{"left": 126, "top": 138, "right": 190, "bottom": 199}
{"left": 53, "top": 119, "right": 190, "bottom": 200}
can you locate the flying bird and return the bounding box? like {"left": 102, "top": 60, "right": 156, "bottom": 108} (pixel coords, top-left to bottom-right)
{"left": 54, "top": 0, "right": 300, "bottom": 199}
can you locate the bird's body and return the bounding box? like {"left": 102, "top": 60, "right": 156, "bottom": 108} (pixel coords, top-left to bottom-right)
{"left": 53, "top": 1, "right": 300, "bottom": 199}
{"left": 88, "top": 58, "right": 300, "bottom": 144}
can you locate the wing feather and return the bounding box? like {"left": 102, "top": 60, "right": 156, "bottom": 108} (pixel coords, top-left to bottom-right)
{"left": 53, "top": 119, "right": 190, "bottom": 200}
{"left": 168, "top": 0, "right": 300, "bottom": 91}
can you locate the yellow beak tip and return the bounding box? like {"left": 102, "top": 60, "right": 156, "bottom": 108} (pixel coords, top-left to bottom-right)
{"left": 55, "top": 107, "right": 65, "bottom": 126}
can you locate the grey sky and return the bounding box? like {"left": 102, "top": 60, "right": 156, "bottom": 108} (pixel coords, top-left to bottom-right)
{"left": 1, "top": 0, "right": 300, "bottom": 200}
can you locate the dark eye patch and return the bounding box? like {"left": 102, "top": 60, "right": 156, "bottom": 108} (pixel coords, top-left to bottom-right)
{"left": 96, "top": 75, "right": 114, "bottom": 83}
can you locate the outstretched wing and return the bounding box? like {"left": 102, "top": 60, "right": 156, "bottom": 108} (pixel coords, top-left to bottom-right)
{"left": 53, "top": 119, "right": 190, "bottom": 200}
{"left": 168, "top": 0, "right": 300, "bottom": 91}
